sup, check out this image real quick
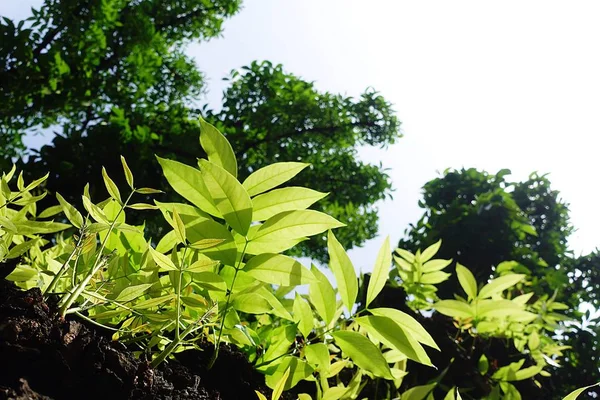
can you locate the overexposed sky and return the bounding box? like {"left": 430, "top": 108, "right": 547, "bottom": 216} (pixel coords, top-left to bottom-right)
{"left": 3, "top": 1, "right": 600, "bottom": 272}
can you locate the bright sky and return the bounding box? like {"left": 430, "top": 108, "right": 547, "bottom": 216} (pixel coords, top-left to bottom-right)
{"left": 4, "top": 1, "right": 600, "bottom": 273}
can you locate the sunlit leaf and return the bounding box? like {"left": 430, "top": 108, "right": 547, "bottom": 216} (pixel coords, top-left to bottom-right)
{"left": 265, "top": 356, "right": 314, "bottom": 390}
{"left": 356, "top": 315, "right": 432, "bottom": 366}
{"left": 456, "top": 263, "right": 478, "bottom": 300}
{"left": 327, "top": 230, "right": 357, "bottom": 313}
{"left": 366, "top": 236, "right": 391, "bottom": 308}
{"left": 434, "top": 300, "right": 474, "bottom": 319}
{"left": 370, "top": 307, "right": 439, "bottom": 350}
{"left": 115, "top": 283, "right": 153, "bottom": 303}
{"left": 199, "top": 117, "right": 238, "bottom": 177}
{"left": 102, "top": 167, "right": 122, "bottom": 203}
{"left": 420, "top": 240, "right": 442, "bottom": 263}
{"left": 244, "top": 253, "right": 314, "bottom": 286}
{"left": 478, "top": 274, "right": 525, "bottom": 299}
{"left": 243, "top": 162, "right": 308, "bottom": 197}
{"left": 199, "top": 159, "right": 252, "bottom": 236}
{"left": 401, "top": 383, "right": 437, "bottom": 400}
{"left": 332, "top": 331, "right": 393, "bottom": 379}
{"left": 156, "top": 156, "right": 220, "bottom": 217}
{"left": 120, "top": 156, "right": 134, "bottom": 189}
{"left": 309, "top": 264, "right": 337, "bottom": 325}
{"left": 252, "top": 187, "right": 328, "bottom": 221}
{"left": 293, "top": 293, "right": 314, "bottom": 338}
{"left": 149, "top": 246, "right": 178, "bottom": 271}
{"left": 56, "top": 192, "right": 84, "bottom": 228}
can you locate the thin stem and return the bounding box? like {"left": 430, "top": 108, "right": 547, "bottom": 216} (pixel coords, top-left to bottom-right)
{"left": 43, "top": 228, "right": 86, "bottom": 297}
{"left": 58, "top": 191, "right": 135, "bottom": 317}
{"left": 207, "top": 238, "right": 248, "bottom": 370}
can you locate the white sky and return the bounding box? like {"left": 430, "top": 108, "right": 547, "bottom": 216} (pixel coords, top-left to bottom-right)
{"left": 3, "top": 0, "right": 600, "bottom": 273}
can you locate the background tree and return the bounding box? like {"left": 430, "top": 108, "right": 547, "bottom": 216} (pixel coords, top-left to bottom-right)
{"left": 394, "top": 167, "right": 599, "bottom": 398}
{"left": 0, "top": 0, "right": 241, "bottom": 164}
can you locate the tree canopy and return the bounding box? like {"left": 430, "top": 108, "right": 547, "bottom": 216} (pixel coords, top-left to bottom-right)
{"left": 2, "top": 2, "right": 401, "bottom": 262}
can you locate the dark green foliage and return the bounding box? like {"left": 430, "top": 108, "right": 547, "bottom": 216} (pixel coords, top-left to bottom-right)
{"left": 0, "top": 0, "right": 241, "bottom": 161}
{"left": 399, "top": 168, "right": 573, "bottom": 300}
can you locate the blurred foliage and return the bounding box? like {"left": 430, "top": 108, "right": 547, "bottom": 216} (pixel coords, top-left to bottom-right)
{"left": 1, "top": 2, "right": 401, "bottom": 263}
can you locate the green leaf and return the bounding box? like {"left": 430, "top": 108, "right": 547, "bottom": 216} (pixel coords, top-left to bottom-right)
{"left": 528, "top": 331, "right": 540, "bottom": 350}
{"left": 252, "top": 187, "right": 328, "bottom": 221}
{"left": 171, "top": 209, "right": 187, "bottom": 244}
{"left": 149, "top": 246, "right": 178, "bottom": 271}
{"left": 331, "top": 331, "right": 393, "bottom": 380}
{"left": 420, "top": 271, "right": 451, "bottom": 284}
{"left": 251, "top": 210, "right": 344, "bottom": 243}
{"left": 233, "top": 293, "right": 272, "bottom": 314}
{"left": 136, "top": 187, "right": 164, "bottom": 194}
{"left": 156, "top": 156, "right": 220, "bottom": 217}
{"left": 244, "top": 254, "right": 315, "bottom": 286}
{"left": 199, "top": 117, "right": 238, "bottom": 177}
{"left": 13, "top": 220, "right": 71, "bottom": 235}
{"left": 456, "top": 263, "right": 478, "bottom": 300}
{"left": 255, "top": 391, "right": 268, "bottom": 400}
{"left": 293, "top": 293, "right": 314, "bottom": 338}
{"left": 127, "top": 203, "right": 159, "bottom": 210}
{"left": 366, "top": 236, "right": 391, "bottom": 308}
{"left": 38, "top": 205, "right": 63, "bottom": 219}
{"left": 115, "top": 283, "right": 153, "bottom": 303}
{"left": 563, "top": 383, "right": 600, "bottom": 400}
{"left": 420, "top": 240, "right": 441, "bottom": 263}
{"left": 243, "top": 162, "right": 309, "bottom": 197}
{"left": 199, "top": 159, "right": 253, "bottom": 236}
{"left": 193, "top": 271, "right": 227, "bottom": 292}
{"left": 5, "top": 265, "right": 37, "bottom": 282}
{"left": 56, "top": 192, "right": 84, "bottom": 229}
{"left": 189, "top": 238, "right": 225, "bottom": 250}
{"left": 478, "top": 274, "right": 525, "bottom": 299}
{"left": 265, "top": 356, "right": 314, "bottom": 390}
{"left": 370, "top": 307, "right": 439, "bottom": 350}
{"left": 309, "top": 264, "right": 337, "bottom": 325}
{"left": 271, "top": 367, "right": 290, "bottom": 400}
{"left": 186, "top": 254, "right": 219, "bottom": 272}
{"left": 422, "top": 259, "right": 452, "bottom": 272}
{"left": 120, "top": 156, "right": 134, "bottom": 189}
{"left": 327, "top": 230, "right": 357, "bottom": 313}
{"left": 478, "top": 354, "right": 489, "bottom": 375}
{"left": 401, "top": 383, "right": 437, "bottom": 400}
{"left": 245, "top": 237, "right": 307, "bottom": 255}
{"left": 304, "top": 343, "right": 330, "bottom": 373}
{"left": 355, "top": 315, "right": 432, "bottom": 366}
{"left": 102, "top": 167, "right": 122, "bottom": 203}
{"left": 434, "top": 300, "right": 474, "bottom": 319}
{"left": 82, "top": 196, "right": 110, "bottom": 224}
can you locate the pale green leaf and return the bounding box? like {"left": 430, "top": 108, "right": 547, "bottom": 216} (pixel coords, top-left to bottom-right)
{"left": 244, "top": 253, "right": 314, "bottom": 286}
{"left": 120, "top": 156, "right": 134, "bottom": 189}
{"left": 422, "top": 259, "right": 452, "bottom": 272}
{"left": 199, "top": 117, "right": 238, "bottom": 177}
{"left": 271, "top": 367, "right": 290, "bottom": 400}
{"left": 149, "top": 246, "right": 178, "bottom": 271}
{"left": 252, "top": 187, "right": 328, "bottom": 221}
{"left": 127, "top": 203, "right": 158, "bottom": 210}
{"left": 293, "top": 293, "right": 314, "bottom": 338}
{"left": 356, "top": 315, "right": 432, "bottom": 366}
{"left": 420, "top": 271, "right": 451, "bottom": 284}
{"left": 304, "top": 343, "right": 330, "bottom": 373}
{"left": 171, "top": 209, "right": 186, "bottom": 244}
{"left": 366, "top": 236, "right": 391, "bottom": 308}
{"left": 434, "top": 300, "right": 474, "bottom": 319}
{"left": 243, "top": 162, "right": 309, "bottom": 197}
{"left": 420, "top": 240, "right": 442, "bottom": 263}
{"left": 563, "top": 383, "right": 600, "bottom": 400}
{"left": 478, "top": 274, "right": 525, "bottom": 299}
{"left": 255, "top": 391, "right": 268, "bottom": 400}
{"left": 136, "top": 187, "right": 164, "bottom": 194}
{"left": 5, "top": 265, "right": 38, "bottom": 282}
{"left": 156, "top": 156, "right": 220, "bottom": 217}
{"left": 478, "top": 354, "right": 489, "bottom": 375}
{"left": 233, "top": 293, "right": 272, "bottom": 314}
{"left": 199, "top": 159, "right": 252, "bottom": 236}
{"left": 189, "top": 238, "right": 225, "bottom": 250}
{"left": 13, "top": 220, "right": 71, "bottom": 235}
{"left": 322, "top": 386, "right": 347, "bottom": 400}
{"left": 186, "top": 254, "right": 219, "bottom": 272}
{"left": 82, "top": 196, "right": 109, "bottom": 224}
{"left": 370, "top": 307, "right": 439, "bottom": 350}
{"left": 265, "top": 356, "right": 314, "bottom": 390}
{"left": 327, "top": 230, "right": 357, "bottom": 313}
{"left": 56, "top": 192, "right": 84, "bottom": 229}
{"left": 309, "top": 264, "right": 337, "bottom": 325}
{"left": 102, "top": 167, "right": 122, "bottom": 203}
{"left": 251, "top": 210, "right": 344, "bottom": 244}
{"left": 115, "top": 283, "right": 153, "bottom": 303}
{"left": 401, "top": 383, "right": 437, "bottom": 400}
{"left": 245, "top": 237, "right": 307, "bottom": 255}
{"left": 332, "top": 331, "right": 393, "bottom": 380}
{"left": 193, "top": 272, "right": 227, "bottom": 292}
{"left": 456, "top": 263, "right": 478, "bottom": 300}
